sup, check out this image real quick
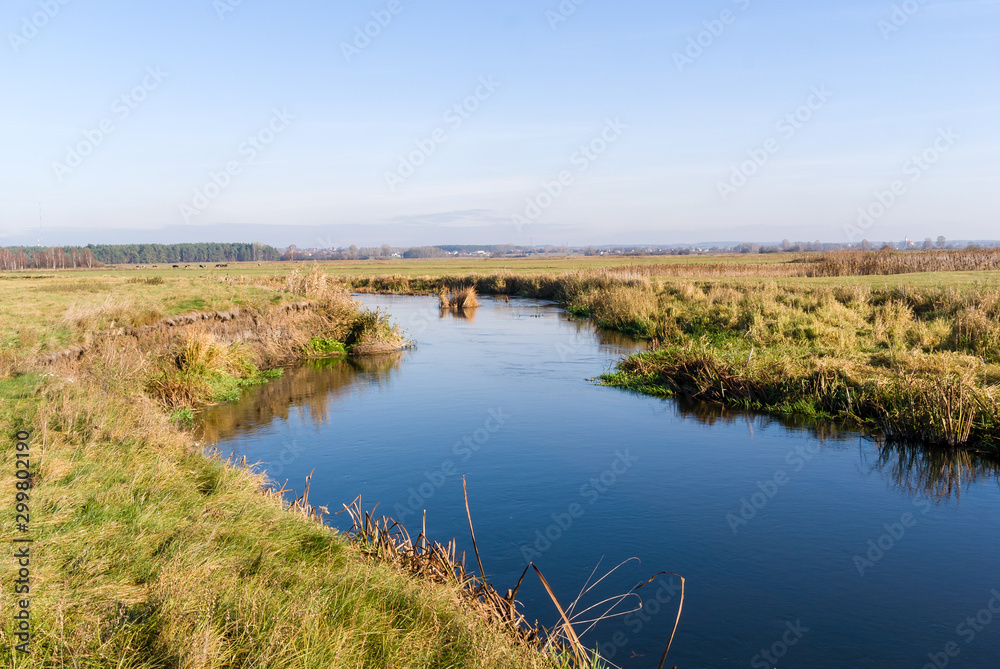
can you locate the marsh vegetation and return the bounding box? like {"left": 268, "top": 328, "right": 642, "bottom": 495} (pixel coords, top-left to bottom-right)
{"left": 340, "top": 249, "right": 1000, "bottom": 449}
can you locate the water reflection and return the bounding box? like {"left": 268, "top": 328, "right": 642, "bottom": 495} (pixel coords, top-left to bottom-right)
{"left": 672, "top": 399, "right": 856, "bottom": 443}
{"left": 667, "top": 398, "right": 1000, "bottom": 501}
{"left": 201, "top": 342, "right": 1000, "bottom": 504}
{"left": 561, "top": 315, "right": 645, "bottom": 352}
{"left": 440, "top": 307, "right": 475, "bottom": 322}
{"left": 198, "top": 353, "right": 403, "bottom": 443}
{"left": 864, "top": 442, "right": 1000, "bottom": 502}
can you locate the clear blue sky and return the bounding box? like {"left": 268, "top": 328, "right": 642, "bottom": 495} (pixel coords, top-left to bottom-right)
{"left": 2, "top": 0, "right": 998, "bottom": 247}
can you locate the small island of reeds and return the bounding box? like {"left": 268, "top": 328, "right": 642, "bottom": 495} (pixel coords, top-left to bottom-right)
{"left": 440, "top": 286, "right": 481, "bottom": 311}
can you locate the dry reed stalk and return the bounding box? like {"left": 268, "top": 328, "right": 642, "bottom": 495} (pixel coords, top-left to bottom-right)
{"left": 331, "top": 486, "right": 684, "bottom": 667}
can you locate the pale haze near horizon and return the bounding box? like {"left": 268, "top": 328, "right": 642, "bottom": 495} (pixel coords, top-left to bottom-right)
{"left": 1, "top": 0, "right": 998, "bottom": 248}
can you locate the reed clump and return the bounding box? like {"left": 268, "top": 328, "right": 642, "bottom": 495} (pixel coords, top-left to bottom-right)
{"left": 345, "top": 307, "right": 406, "bottom": 355}
{"left": 440, "top": 286, "right": 481, "bottom": 311}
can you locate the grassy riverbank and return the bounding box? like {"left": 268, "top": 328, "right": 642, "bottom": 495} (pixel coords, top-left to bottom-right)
{"left": 0, "top": 268, "right": 570, "bottom": 668}
{"left": 332, "top": 250, "right": 1000, "bottom": 449}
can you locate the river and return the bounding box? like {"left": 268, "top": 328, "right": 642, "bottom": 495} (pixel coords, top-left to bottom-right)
{"left": 199, "top": 295, "right": 1000, "bottom": 668}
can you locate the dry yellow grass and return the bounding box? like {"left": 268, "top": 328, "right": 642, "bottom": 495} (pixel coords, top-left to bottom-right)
{"left": 440, "top": 286, "right": 481, "bottom": 311}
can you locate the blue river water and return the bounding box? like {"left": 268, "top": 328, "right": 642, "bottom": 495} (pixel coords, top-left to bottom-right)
{"left": 200, "top": 295, "right": 1000, "bottom": 668}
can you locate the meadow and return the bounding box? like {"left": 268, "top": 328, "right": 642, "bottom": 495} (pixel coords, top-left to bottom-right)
{"left": 3, "top": 249, "right": 998, "bottom": 666}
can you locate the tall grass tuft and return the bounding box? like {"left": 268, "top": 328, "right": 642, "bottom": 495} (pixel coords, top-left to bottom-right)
{"left": 345, "top": 308, "right": 406, "bottom": 355}
{"left": 175, "top": 332, "right": 233, "bottom": 376}
{"left": 145, "top": 334, "right": 264, "bottom": 407}
{"left": 440, "top": 286, "right": 481, "bottom": 311}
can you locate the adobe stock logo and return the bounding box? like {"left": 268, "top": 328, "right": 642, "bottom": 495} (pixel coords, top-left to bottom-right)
{"left": 852, "top": 497, "right": 931, "bottom": 576}
{"left": 844, "top": 127, "right": 958, "bottom": 242}
{"left": 52, "top": 67, "right": 168, "bottom": 183}
{"left": 7, "top": 0, "right": 71, "bottom": 54}
{"left": 179, "top": 108, "right": 294, "bottom": 222}
{"left": 384, "top": 76, "right": 501, "bottom": 191}
{"left": 878, "top": 0, "right": 928, "bottom": 40}
{"left": 518, "top": 449, "right": 637, "bottom": 563}
{"left": 340, "top": 0, "right": 410, "bottom": 63}
{"left": 750, "top": 621, "right": 809, "bottom": 668}
{"left": 511, "top": 117, "right": 627, "bottom": 234}
{"left": 214, "top": 0, "right": 246, "bottom": 21}
{"left": 716, "top": 86, "right": 832, "bottom": 202}
{"left": 545, "top": 0, "right": 586, "bottom": 30}
{"left": 673, "top": 0, "right": 752, "bottom": 72}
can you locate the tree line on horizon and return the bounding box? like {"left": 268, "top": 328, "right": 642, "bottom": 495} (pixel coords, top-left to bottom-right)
{"left": 2, "top": 237, "right": 990, "bottom": 271}
{"left": 0, "top": 243, "right": 280, "bottom": 269}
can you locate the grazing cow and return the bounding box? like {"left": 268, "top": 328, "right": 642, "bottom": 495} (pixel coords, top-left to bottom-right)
{"left": 199, "top": 264, "right": 205, "bottom": 268}
{"left": 173, "top": 265, "right": 179, "bottom": 268}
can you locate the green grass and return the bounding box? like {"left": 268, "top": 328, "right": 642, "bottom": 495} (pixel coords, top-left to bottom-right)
{"left": 170, "top": 296, "right": 210, "bottom": 312}
{"left": 306, "top": 337, "right": 347, "bottom": 356}
{"left": 170, "top": 407, "right": 196, "bottom": 426}
{"left": 0, "top": 371, "right": 41, "bottom": 401}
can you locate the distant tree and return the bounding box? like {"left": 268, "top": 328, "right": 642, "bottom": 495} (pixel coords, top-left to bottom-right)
{"left": 402, "top": 246, "right": 448, "bottom": 259}
{"left": 936, "top": 235, "right": 947, "bottom": 249}
{"left": 860, "top": 239, "right": 872, "bottom": 251}
{"left": 781, "top": 239, "right": 791, "bottom": 250}
{"left": 923, "top": 238, "right": 934, "bottom": 250}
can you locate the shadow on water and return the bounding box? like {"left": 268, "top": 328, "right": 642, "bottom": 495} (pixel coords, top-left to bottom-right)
{"left": 440, "top": 307, "right": 475, "bottom": 321}
{"left": 664, "top": 396, "right": 1000, "bottom": 502}
{"left": 561, "top": 313, "right": 651, "bottom": 351}
{"left": 863, "top": 440, "right": 1000, "bottom": 503}
{"left": 197, "top": 353, "right": 404, "bottom": 443}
